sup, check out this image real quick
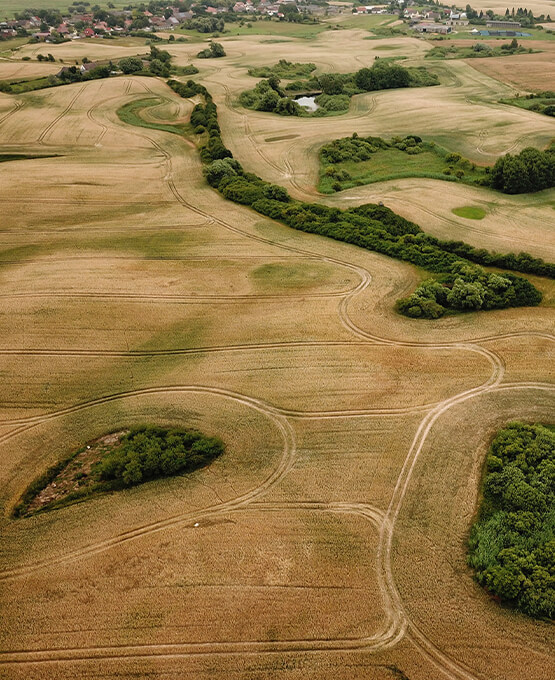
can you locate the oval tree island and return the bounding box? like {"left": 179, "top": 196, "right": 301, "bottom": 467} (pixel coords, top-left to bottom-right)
{"left": 13, "top": 425, "right": 224, "bottom": 518}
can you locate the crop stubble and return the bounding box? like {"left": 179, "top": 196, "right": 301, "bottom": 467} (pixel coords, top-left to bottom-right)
{"left": 0, "top": 24, "right": 553, "bottom": 680}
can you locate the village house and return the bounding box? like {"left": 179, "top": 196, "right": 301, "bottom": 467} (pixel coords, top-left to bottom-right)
{"left": 446, "top": 12, "right": 469, "bottom": 26}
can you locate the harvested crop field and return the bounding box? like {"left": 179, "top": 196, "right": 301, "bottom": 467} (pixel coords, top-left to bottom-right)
{"left": 465, "top": 42, "right": 555, "bottom": 91}
{"left": 0, "top": 19, "right": 553, "bottom": 680}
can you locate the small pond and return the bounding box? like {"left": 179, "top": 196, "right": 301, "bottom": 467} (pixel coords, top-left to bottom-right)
{"left": 294, "top": 95, "right": 319, "bottom": 112}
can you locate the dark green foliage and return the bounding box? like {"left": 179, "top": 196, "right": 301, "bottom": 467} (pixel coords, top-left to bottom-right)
{"left": 197, "top": 42, "right": 226, "bottom": 59}
{"left": 491, "top": 146, "right": 555, "bottom": 194}
{"left": 247, "top": 59, "right": 316, "bottom": 79}
{"left": 396, "top": 263, "right": 542, "bottom": 318}
{"left": 354, "top": 61, "right": 410, "bottom": 91}
{"left": 13, "top": 425, "right": 224, "bottom": 517}
{"left": 185, "top": 16, "right": 225, "bottom": 33}
{"left": 313, "top": 93, "right": 350, "bottom": 113}
{"left": 468, "top": 423, "right": 555, "bottom": 619}
{"left": 167, "top": 79, "right": 230, "bottom": 163}
{"left": 119, "top": 56, "right": 143, "bottom": 74}
{"left": 97, "top": 426, "right": 223, "bottom": 487}
{"left": 180, "top": 65, "right": 200, "bottom": 75}
{"left": 239, "top": 78, "right": 302, "bottom": 116}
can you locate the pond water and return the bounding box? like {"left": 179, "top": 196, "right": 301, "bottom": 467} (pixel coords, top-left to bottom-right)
{"left": 294, "top": 95, "right": 318, "bottom": 112}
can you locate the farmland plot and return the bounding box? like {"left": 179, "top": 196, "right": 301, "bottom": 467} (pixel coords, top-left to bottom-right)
{"left": 0, "top": 23, "right": 553, "bottom": 680}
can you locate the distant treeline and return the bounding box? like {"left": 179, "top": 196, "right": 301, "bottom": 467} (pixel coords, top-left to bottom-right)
{"left": 468, "top": 422, "right": 555, "bottom": 619}
{"left": 167, "top": 79, "right": 553, "bottom": 318}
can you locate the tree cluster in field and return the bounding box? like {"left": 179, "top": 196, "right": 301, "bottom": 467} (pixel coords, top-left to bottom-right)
{"left": 426, "top": 38, "right": 532, "bottom": 60}
{"left": 239, "top": 61, "right": 439, "bottom": 117}
{"left": 321, "top": 134, "right": 424, "bottom": 164}
{"left": 247, "top": 60, "right": 316, "bottom": 79}
{"left": 167, "top": 79, "right": 231, "bottom": 163}
{"left": 321, "top": 132, "right": 555, "bottom": 196}
{"left": 12, "top": 425, "right": 224, "bottom": 517}
{"left": 168, "top": 80, "right": 553, "bottom": 318}
{"left": 119, "top": 44, "right": 173, "bottom": 77}
{"left": 97, "top": 426, "right": 223, "bottom": 487}
{"left": 197, "top": 41, "right": 226, "bottom": 59}
{"left": 468, "top": 422, "right": 555, "bottom": 619}
{"left": 491, "top": 146, "right": 555, "bottom": 194}
{"left": 396, "top": 263, "right": 541, "bottom": 318}
{"left": 464, "top": 4, "right": 549, "bottom": 27}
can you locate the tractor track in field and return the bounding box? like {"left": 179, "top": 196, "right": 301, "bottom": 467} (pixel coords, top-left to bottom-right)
{"left": 37, "top": 85, "right": 85, "bottom": 145}
{"left": 0, "top": 98, "right": 23, "bottom": 126}
{"left": 85, "top": 78, "right": 133, "bottom": 147}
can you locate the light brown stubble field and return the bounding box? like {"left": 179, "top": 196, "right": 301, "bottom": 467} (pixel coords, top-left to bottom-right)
{"left": 0, "top": 23, "right": 554, "bottom": 680}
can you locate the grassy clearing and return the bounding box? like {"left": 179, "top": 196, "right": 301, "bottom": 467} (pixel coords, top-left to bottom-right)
{"left": 116, "top": 96, "right": 190, "bottom": 136}
{"left": 452, "top": 206, "right": 487, "bottom": 219}
{"left": 333, "top": 13, "right": 398, "bottom": 31}
{"left": 425, "top": 42, "right": 538, "bottom": 59}
{"left": 318, "top": 138, "right": 487, "bottom": 193}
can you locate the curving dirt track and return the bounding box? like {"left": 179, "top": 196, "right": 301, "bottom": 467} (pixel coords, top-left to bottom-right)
{"left": 0, "top": 27, "right": 554, "bottom": 680}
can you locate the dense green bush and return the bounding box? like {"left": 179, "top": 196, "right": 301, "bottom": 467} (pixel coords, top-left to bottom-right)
{"left": 396, "top": 263, "right": 542, "bottom": 318}
{"left": 248, "top": 59, "right": 316, "bottom": 79}
{"left": 97, "top": 426, "right": 223, "bottom": 486}
{"left": 197, "top": 42, "right": 226, "bottom": 59}
{"left": 468, "top": 423, "right": 555, "bottom": 619}
{"left": 491, "top": 146, "right": 555, "bottom": 194}
{"left": 119, "top": 56, "right": 143, "bottom": 74}
{"left": 239, "top": 78, "right": 303, "bottom": 116}
{"left": 13, "top": 425, "right": 224, "bottom": 517}
{"left": 185, "top": 16, "right": 225, "bottom": 33}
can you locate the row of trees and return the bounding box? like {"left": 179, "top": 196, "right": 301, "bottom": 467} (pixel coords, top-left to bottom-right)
{"left": 468, "top": 422, "right": 554, "bottom": 619}
{"left": 170, "top": 81, "right": 552, "bottom": 319}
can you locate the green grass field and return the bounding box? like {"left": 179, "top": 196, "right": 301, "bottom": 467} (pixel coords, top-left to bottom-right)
{"left": 116, "top": 97, "right": 190, "bottom": 136}
{"left": 500, "top": 93, "right": 555, "bottom": 117}
{"left": 452, "top": 205, "right": 487, "bottom": 219}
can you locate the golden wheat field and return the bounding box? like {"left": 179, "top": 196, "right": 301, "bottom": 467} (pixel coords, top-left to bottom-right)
{"left": 0, "top": 17, "right": 554, "bottom": 680}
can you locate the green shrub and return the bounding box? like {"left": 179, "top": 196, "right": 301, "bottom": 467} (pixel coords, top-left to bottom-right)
{"left": 468, "top": 423, "right": 555, "bottom": 619}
